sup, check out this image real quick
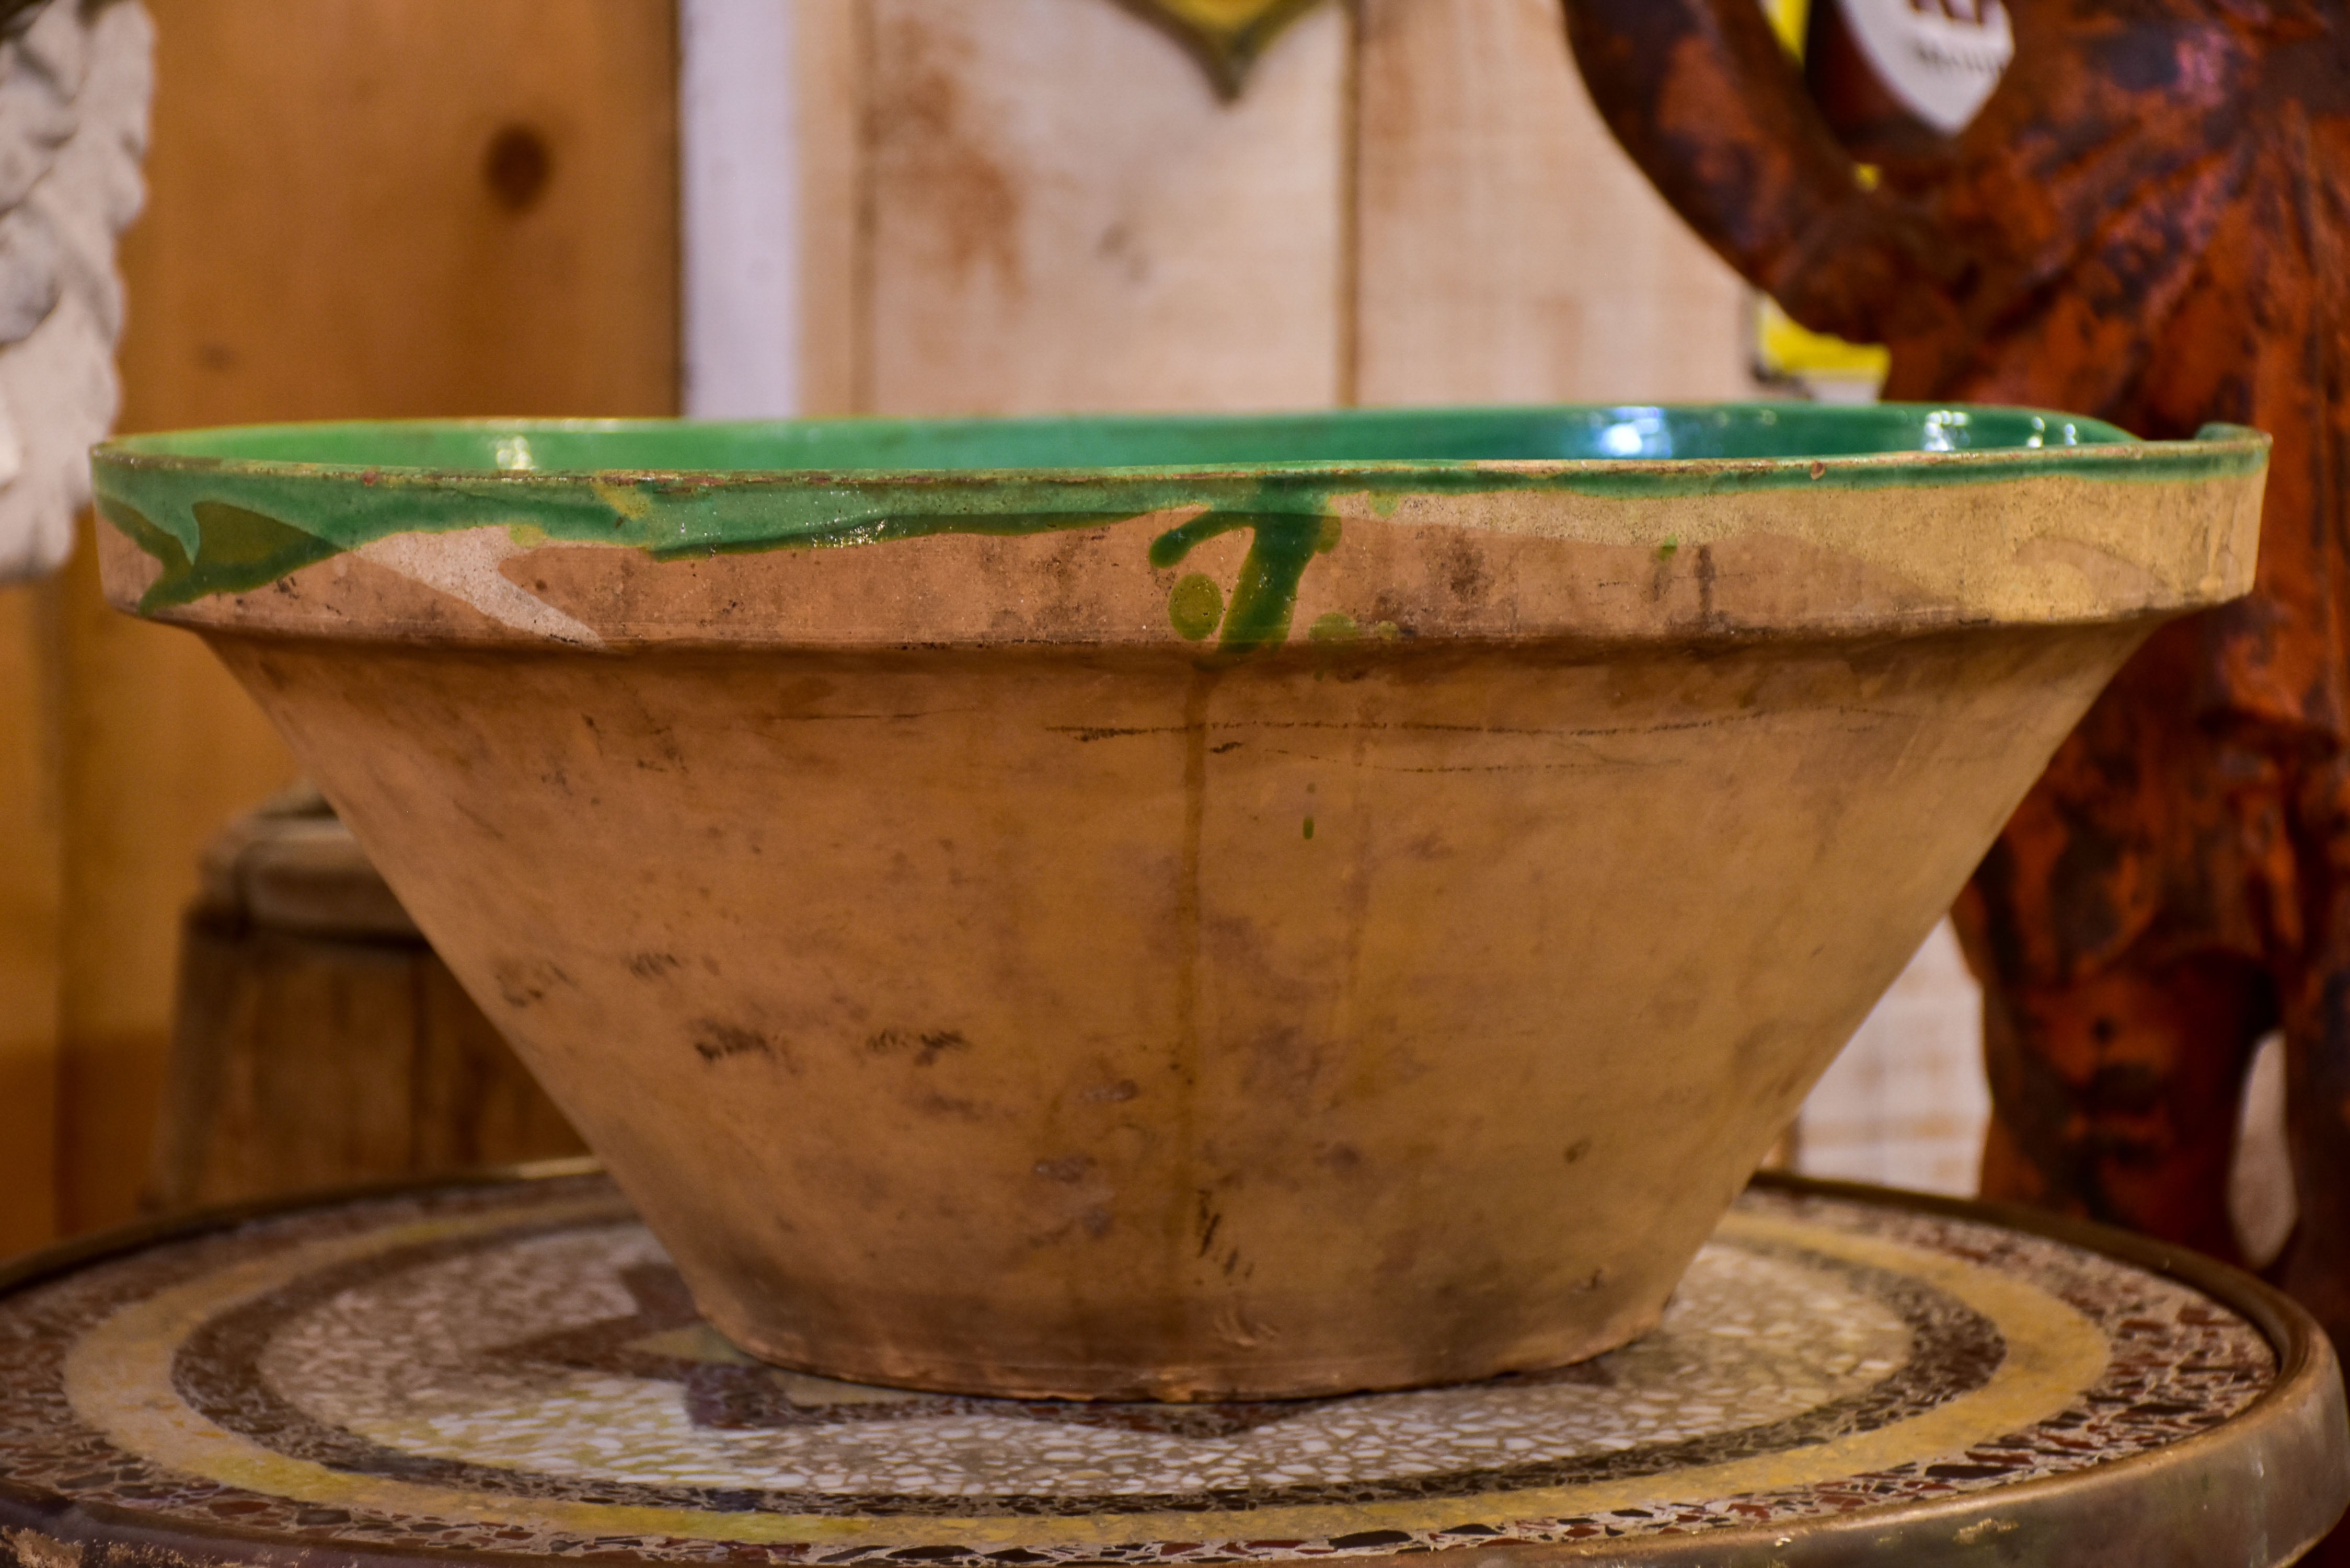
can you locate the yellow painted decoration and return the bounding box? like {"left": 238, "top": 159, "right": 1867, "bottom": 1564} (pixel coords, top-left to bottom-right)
{"left": 1757, "top": 295, "right": 1894, "bottom": 387}
{"left": 1111, "top": 0, "right": 1331, "bottom": 98}
{"left": 1760, "top": 0, "right": 1810, "bottom": 56}
{"left": 1750, "top": 0, "right": 1892, "bottom": 393}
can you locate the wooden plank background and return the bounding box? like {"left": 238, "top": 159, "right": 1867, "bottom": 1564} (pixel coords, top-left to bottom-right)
{"left": 0, "top": 0, "right": 679, "bottom": 1250}
{"left": 859, "top": 0, "right": 1352, "bottom": 415}
{"left": 793, "top": 0, "right": 1750, "bottom": 416}
{"left": 1354, "top": 0, "right": 1749, "bottom": 405}
{"left": 0, "top": 584, "right": 62, "bottom": 1256}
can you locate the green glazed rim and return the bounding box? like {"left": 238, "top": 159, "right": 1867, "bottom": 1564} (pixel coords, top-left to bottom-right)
{"left": 91, "top": 403, "right": 2268, "bottom": 619}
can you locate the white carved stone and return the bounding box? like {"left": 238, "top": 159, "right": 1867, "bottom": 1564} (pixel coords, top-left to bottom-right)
{"left": 0, "top": 0, "right": 152, "bottom": 584}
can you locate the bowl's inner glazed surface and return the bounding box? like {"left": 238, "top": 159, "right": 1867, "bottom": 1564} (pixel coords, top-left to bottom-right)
{"left": 112, "top": 402, "right": 2133, "bottom": 475}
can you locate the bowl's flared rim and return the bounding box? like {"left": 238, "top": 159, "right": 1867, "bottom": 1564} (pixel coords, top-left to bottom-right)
{"left": 93, "top": 402, "right": 2267, "bottom": 495}
{"left": 88, "top": 405, "right": 2273, "bottom": 643}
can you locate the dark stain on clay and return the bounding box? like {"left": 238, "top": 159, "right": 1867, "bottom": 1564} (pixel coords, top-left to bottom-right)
{"left": 1434, "top": 531, "right": 1492, "bottom": 604}
{"left": 1648, "top": 541, "right": 1678, "bottom": 604}
{"left": 867, "top": 1028, "right": 971, "bottom": 1066}
{"left": 629, "top": 951, "right": 683, "bottom": 979}
{"left": 1034, "top": 1155, "right": 1093, "bottom": 1184}
{"left": 690, "top": 1021, "right": 776, "bottom": 1065}
{"left": 909, "top": 1090, "right": 986, "bottom": 1121}
{"left": 491, "top": 960, "right": 572, "bottom": 1010}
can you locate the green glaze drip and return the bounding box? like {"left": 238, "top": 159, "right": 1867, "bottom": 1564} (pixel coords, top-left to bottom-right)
{"left": 103, "top": 497, "right": 340, "bottom": 610}
{"left": 1167, "top": 573, "right": 1225, "bottom": 641}
{"left": 1149, "top": 511, "right": 1342, "bottom": 656}
{"left": 1303, "top": 816, "right": 1315, "bottom": 840}
{"left": 1308, "top": 612, "right": 1360, "bottom": 642}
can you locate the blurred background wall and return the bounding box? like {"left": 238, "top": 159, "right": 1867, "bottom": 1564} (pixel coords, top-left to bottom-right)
{"left": 0, "top": 0, "right": 677, "bottom": 1252}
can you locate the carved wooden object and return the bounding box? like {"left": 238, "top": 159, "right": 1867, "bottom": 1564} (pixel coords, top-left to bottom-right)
{"left": 1562, "top": 0, "right": 2350, "bottom": 1366}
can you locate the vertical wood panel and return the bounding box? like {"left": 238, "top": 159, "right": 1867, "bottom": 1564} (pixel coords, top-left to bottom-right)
{"left": 42, "top": 0, "right": 679, "bottom": 1240}
{"left": 0, "top": 581, "right": 62, "bottom": 1254}
{"left": 115, "top": 1, "right": 678, "bottom": 426}
{"left": 1353, "top": 0, "right": 1753, "bottom": 406}
{"left": 54, "top": 537, "right": 294, "bottom": 1235}
{"left": 681, "top": 0, "right": 802, "bottom": 418}
{"left": 862, "top": 0, "right": 1348, "bottom": 416}
{"left": 796, "top": 0, "right": 865, "bottom": 417}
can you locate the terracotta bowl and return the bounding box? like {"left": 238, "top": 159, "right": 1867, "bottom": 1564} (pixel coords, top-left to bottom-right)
{"left": 93, "top": 405, "right": 2266, "bottom": 1401}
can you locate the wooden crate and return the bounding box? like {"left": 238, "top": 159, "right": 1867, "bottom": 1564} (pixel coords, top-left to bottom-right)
{"left": 149, "top": 789, "right": 585, "bottom": 1212}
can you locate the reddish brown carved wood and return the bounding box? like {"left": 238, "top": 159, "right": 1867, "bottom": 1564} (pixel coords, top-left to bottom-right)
{"left": 1564, "top": 0, "right": 2350, "bottom": 1374}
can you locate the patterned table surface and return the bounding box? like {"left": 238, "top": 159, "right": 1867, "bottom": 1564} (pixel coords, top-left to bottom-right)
{"left": 0, "top": 1169, "right": 2340, "bottom": 1568}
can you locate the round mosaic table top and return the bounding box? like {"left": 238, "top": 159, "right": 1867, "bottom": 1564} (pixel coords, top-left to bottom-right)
{"left": 0, "top": 1168, "right": 2340, "bottom": 1568}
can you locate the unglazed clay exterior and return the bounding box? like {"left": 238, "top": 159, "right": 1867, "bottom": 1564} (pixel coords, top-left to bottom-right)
{"left": 92, "top": 407, "right": 2267, "bottom": 1400}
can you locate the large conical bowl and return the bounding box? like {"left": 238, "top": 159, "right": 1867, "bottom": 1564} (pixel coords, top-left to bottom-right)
{"left": 93, "top": 405, "right": 2264, "bottom": 1401}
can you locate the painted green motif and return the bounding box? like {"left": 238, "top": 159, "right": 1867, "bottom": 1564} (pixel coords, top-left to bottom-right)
{"left": 1167, "top": 573, "right": 1225, "bottom": 641}
{"left": 90, "top": 405, "right": 2267, "bottom": 649}
{"left": 1148, "top": 511, "right": 1342, "bottom": 655}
